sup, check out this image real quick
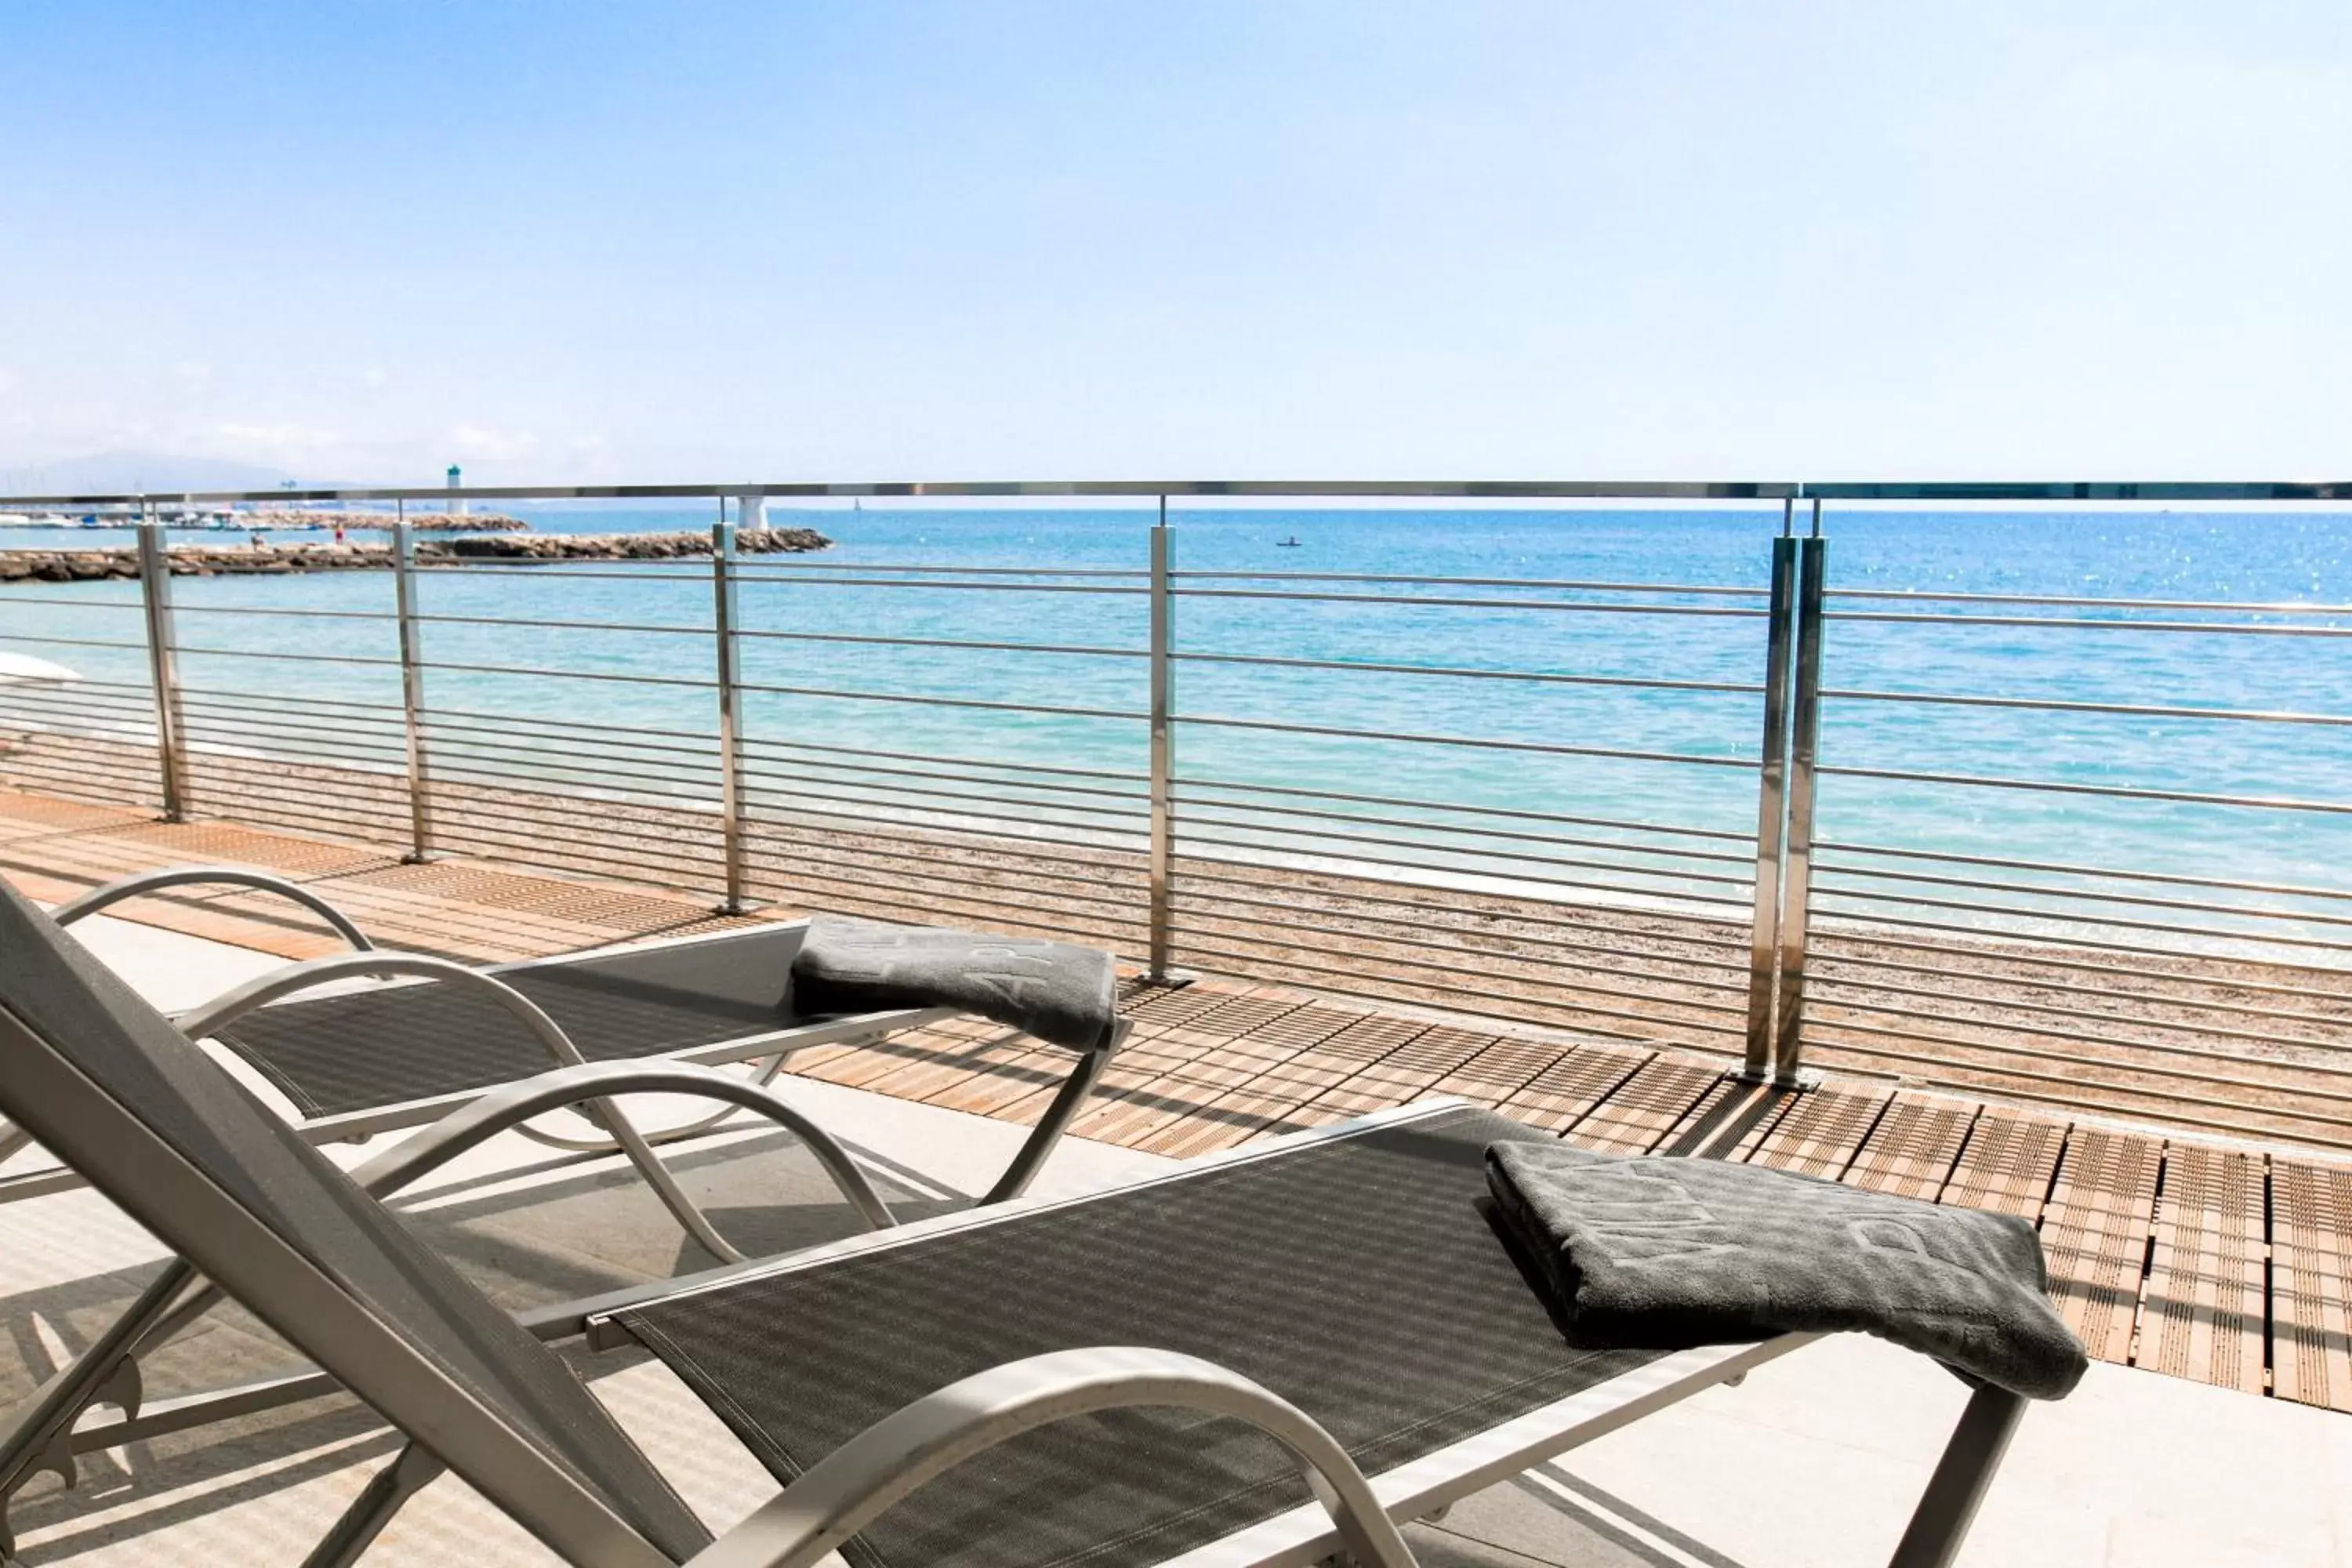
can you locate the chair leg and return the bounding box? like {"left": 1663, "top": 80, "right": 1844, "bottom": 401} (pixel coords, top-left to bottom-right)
{"left": 299, "top": 1443, "right": 445, "bottom": 1568}
{"left": 1886, "top": 1383, "right": 2028, "bottom": 1568}
{"left": 979, "top": 1035, "right": 1116, "bottom": 1206}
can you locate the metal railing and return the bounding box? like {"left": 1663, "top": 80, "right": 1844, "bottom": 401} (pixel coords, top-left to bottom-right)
{"left": 2, "top": 477, "right": 2350, "bottom": 1149}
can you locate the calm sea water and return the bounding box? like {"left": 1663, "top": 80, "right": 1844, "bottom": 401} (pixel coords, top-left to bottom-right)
{"left": 7, "top": 506, "right": 2351, "bottom": 909}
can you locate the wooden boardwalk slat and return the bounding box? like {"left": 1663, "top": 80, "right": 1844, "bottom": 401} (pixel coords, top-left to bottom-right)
{"left": 1942, "top": 1109, "right": 2068, "bottom": 1221}
{"left": 1563, "top": 1057, "right": 1724, "bottom": 1155}
{"left": 2272, "top": 1157, "right": 2352, "bottom": 1411}
{"left": 1844, "top": 1095, "right": 1977, "bottom": 1200}
{"left": 7, "top": 786, "right": 2352, "bottom": 1410}
{"left": 1738, "top": 1086, "right": 1893, "bottom": 1178}
{"left": 2039, "top": 1129, "right": 2163, "bottom": 1364}
{"left": 1499, "top": 1044, "right": 1650, "bottom": 1134}
{"left": 1283, "top": 1022, "right": 1486, "bottom": 1128}
{"left": 2137, "top": 1143, "right": 2266, "bottom": 1396}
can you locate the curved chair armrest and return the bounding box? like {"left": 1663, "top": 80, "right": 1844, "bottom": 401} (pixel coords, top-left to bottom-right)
{"left": 351, "top": 1058, "right": 897, "bottom": 1232}
{"left": 52, "top": 866, "right": 373, "bottom": 952}
{"left": 175, "top": 953, "right": 752, "bottom": 1265}
{"left": 176, "top": 952, "right": 579, "bottom": 1061}
{"left": 684, "top": 1346, "right": 1418, "bottom": 1568}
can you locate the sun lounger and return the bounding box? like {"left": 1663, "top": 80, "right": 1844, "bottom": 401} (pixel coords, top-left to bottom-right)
{"left": 0, "top": 866, "right": 1120, "bottom": 1218}
{"left": 0, "top": 880, "right": 2026, "bottom": 1568}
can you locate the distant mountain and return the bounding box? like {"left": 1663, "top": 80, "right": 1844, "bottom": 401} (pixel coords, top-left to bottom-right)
{"left": 0, "top": 450, "right": 319, "bottom": 496}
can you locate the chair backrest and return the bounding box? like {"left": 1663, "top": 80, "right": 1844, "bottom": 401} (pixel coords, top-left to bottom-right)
{"left": 0, "top": 878, "right": 709, "bottom": 1567}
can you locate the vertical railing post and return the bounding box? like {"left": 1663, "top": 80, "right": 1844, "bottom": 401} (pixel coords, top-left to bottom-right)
{"left": 134, "top": 510, "right": 188, "bottom": 821}
{"left": 1773, "top": 502, "right": 1827, "bottom": 1085}
{"left": 713, "top": 516, "right": 750, "bottom": 913}
{"left": 1147, "top": 500, "right": 1174, "bottom": 978}
{"left": 390, "top": 508, "right": 436, "bottom": 862}
{"left": 1740, "top": 502, "right": 1798, "bottom": 1080}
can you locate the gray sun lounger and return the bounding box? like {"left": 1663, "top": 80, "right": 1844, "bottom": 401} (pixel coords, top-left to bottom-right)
{"left": 0, "top": 882, "right": 2029, "bottom": 1568}
{"left": 0, "top": 876, "right": 1414, "bottom": 1568}
{"left": 0, "top": 866, "right": 1121, "bottom": 1221}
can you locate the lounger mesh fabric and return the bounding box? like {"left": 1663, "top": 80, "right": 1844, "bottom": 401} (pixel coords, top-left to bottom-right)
{"left": 621, "top": 1105, "right": 1657, "bottom": 1568}
{"left": 0, "top": 880, "right": 713, "bottom": 1560}
{"left": 209, "top": 925, "right": 811, "bottom": 1116}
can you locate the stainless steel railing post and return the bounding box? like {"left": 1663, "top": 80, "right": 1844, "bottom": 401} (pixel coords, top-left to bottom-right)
{"left": 1773, "top": 507, "right": 1828, "bottom": 1084}
{"left": 390, "top": 512, "right": 436, "bottom": 862}
{"left": 1147, "top": 502, "right": 1175, "bottom": 978}
{"left": 713, "top": 518, "right": 750, "bottom": 913}
{"left": 134, "top": 513, "right": 189, "bottom": 821}
{"left": 1740, "top": 512, "right": 1799, "bottom": 1079}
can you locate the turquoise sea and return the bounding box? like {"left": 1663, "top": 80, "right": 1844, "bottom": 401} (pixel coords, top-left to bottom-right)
{"left": 6, "top": 505, "right": 2352, "bottom": 930}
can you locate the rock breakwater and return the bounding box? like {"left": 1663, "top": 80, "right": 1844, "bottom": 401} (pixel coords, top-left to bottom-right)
{"left": 0, "top": 527, "right": 830, "bottom": 582}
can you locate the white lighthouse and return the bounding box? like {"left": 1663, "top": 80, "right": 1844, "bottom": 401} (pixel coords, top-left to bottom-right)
{"left": 446, "top": 463, "right": 467, "bottom": 518}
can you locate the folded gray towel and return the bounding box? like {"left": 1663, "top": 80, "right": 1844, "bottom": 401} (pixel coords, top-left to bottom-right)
{"left": 1486, "top": 1142, "right": 2088, "bottom": 1399}
{"left": 789, "top": 916, "right": 1120, "bottom": 1054}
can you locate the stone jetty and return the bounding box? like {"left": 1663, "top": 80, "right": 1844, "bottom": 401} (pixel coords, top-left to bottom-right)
{"left": 241, "top": 509, "right": 532, "bottom": 532}
{"left": 0, "top": 528, "right": 830, "bottom": 582}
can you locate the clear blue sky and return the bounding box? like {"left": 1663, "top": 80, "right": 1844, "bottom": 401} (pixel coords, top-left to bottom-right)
{"left": 3, "top": 2, "right": 2345, "bottom": 484}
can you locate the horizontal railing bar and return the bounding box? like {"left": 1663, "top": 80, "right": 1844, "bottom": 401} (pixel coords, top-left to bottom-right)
{"left": 1810, "top": 923, "right": 2352, "bottom": 992}
{"left": 173, "top": 644, "right": 402, "bottom": 668}
{"left": 178, "top": 684, "right": 406, "bottom": 716}
{"left": 1811, "top": 948, "right": 2352, "bottom": 1029}
{"left": 181, "top": 728, "right": 405, "bottom": 762}
{"left": 1171, "top": 649, "right": 1763, "bottom": 696}
{"left": 725, "top": 575, "right": 1145, "bottom": 596}
{"left": 1820, "top": 687, "right": 2352, "bottom": 728}
{"left": 733, "top": 681, "right": 1144, "bottom": 723}
{"left": 424, "top": 753, "right": 717, "bottom": 798}
{"left": 1170, "top": 792, "right": 1755, "bottom": 867}
{"left": 742, "top": 779, "right": 1145, "bottom": 832}
{"left": 1163, "top": 933, "right": 1664, "bottom": 1045}
{"left": 744, "top": 735, "right": 1146, "bottom": 786}
{"left": 1175, "top": 774, "right": 1752, "bottom": 844}
{"left": 0, "top": 595, "right": 143, "bottom": 608}
{"left": 168, "top": 790, "right": 405, "bottom": 838}
{"left": 425, "top": 827, "right": 726, "bottom": 882}
{"left": 424, "top": 808, "right": 728, "bottom": 860}
{"left": 418, "top": 566, "right": 710, "bottom": 583}
{"left": 760, "top": 852, "right": 1147, "bottom": 924}
{"left": 416, "top": 612, "right": 711, "bottom": 636}
{"left": 1809, "top": 971, "right": 2352, "bottom": 1058}
{"left": 746, "top": 765, "right": 1145, "bottom": 818}
{"left": 1179, "top": 713, "right": 1755, "bottom": 769}
{"left": 1168, "top": 823, "right": 1753, "bottom": 911}
{"left": 761, "top": 879, "right": 1145, "bottom": 950}
{"left": 425, "top": 718, "right": 717, "bottom": 763}
{"left": 1167, "top": 913, "right": 1747, "bottom": 1026}
{"left": 739, "top": 804, "right": 1143, "bottom": 877}
{"left": 1167, "top": 860, "right": 1749, "bottom": 956}
{"left": 1166, "top": 890, "right": 1750, "bottom": 997}
{"left": 171, "top": 604, "right": 397, "bottom": 622}
{"left": 752, "top": 753, "right": 1148, "bottom": 806}
{"left": 1826, "top": 587, "right": 2352, "bottom": 614}
{"left": 0, "top": 633, "right": 151, "bottom": 651}
{"left": 1174, "top": 586, "right": 1766, "bottom": 617}
{"left": 425, "top": 705, "right": 715, "bottom": 746}
{"left": 1825, "top": 610, "right": 2352, "bottom": 637}
{"left": 1810, "top": 884, "right": 2352, "bottom": 953}
{"left": 1814, "top": 862, "right": 2352, "bottom": 927}
{"left": 1169, "top": 808, "right": 1756, "bottom": 890}
{"left": 176, "top": 702, "right": 402, "bottom": 736}
{"left": 1809, "top": 905, "right": 2352, "bottom": 972}
{"left": 1801, "top": 1014, "right": 2352, "bottom": 1120}
{"left": 750, "top": 839, "right": 1149, "bottom": 909}
{"left": 5, "top": 673, "right": 148, "bottom": 695}
{"left": 1815, "top": 763, "right": 2352, "bottom": 815}
{"left": 422, "top": 660, "right": 715, "bottom": 690}
{"left": 737, "top": 561, "right": 1145, "bottom": 579}
{"left": 735, "top": 627, "right": 1145, "bottom": 659}
{"left": 1816, "top": 837, "right": 2352, "bottom": 903}
{"left": 1171, "top": 569, "right": 1768, "bottom": 597}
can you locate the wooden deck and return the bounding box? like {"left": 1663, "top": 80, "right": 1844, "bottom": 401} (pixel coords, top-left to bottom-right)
{"left": 1, "top": 786, "right": 2347, "bottom": 1415}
